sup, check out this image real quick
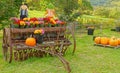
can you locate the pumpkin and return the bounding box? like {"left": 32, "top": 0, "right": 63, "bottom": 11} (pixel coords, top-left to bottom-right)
{"left": 117, "top": 38, "right": 120, "bottom": 45}
{"left": 25, "top": 37, "right": 36, "bottom": 46}
{"left": 94, "top": 37, "right": 101, "bottom": 44}
{"left": 109, "top": 37, "right": 118, "bottom": 46}
{"left": 100, "top": 37, "right": 109, "bottom": 45}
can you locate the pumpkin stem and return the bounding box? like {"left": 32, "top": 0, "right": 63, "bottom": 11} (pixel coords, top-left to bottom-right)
{"left": 30, "top": 34, "right": 33, "bottom": 37}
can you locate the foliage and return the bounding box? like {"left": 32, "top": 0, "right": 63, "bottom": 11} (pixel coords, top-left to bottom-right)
{"left": 76, "top": 15, "right": 115, "bottom": 28}
{"left": 115, "top": 19, "right": 120, "bottom": 27}
{"left": 0, "top": 0, "right": 22, "bottom": 29}
{"left": 108, "top": 7, "right": 120, "bottom": 18}
{"left": 26, "top": 0, "right": 55, "bottom": 11}
{"left": 39, "top": 1, "right": 54, "bottom": 11}
{"left": 52, "top": 0, "right": 80, "bottom": 22}
{"left": 0, "top": 0, "right": 93, "bottom": 29}
{"left": 82, "top": 0, "right": 93, "bottom": 10}
{"left": 79, "top": 0, "right": 93, "bottom": 15}
{"left": 27, "top": 0, "right": 40, "bottom": 10}
{"left": 92, "top": 7, "right": 109, "bottom": 18}
{"left": 91, "top": 0, "right": 120, "bottom": 19}
{"left": 28, "top": 10, "right": 45, "bottom": 18}
{"left": 51, "top": 0, "right": 93, "bottom": 22}
{"left": 93, "top": 6, "right": 120, "bottom": 19}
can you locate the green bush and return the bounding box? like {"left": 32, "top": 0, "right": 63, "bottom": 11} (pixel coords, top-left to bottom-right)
{"left": 0, "top": 0, "right": 22, "bottom": 29}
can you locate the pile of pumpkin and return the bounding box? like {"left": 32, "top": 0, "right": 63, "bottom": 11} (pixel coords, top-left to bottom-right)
{"left": 94, "top": 36, "right": 120, "bottom": 46}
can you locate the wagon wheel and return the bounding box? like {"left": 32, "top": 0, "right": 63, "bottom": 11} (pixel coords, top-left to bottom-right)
{"left": 64, "top": 23, "right": 76, "bottom": 54}
{"left": 2, "top": 28, "right": 12, "bottom": 63}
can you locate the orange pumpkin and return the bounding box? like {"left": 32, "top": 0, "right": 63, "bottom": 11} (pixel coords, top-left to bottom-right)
{"left": 117, "top": 38, "right": 120, "bottom": 45}
{"left": 109, "top": 38, "right": 118, "bottom": 46}
{"left": 94, "top": 37, "right": 101, "bottom": 44}
{"left": 25, "top": 37, "right": 36, "bottom": 46}
{"left": 100, "top": 37, "right": 109, "bottom": 45}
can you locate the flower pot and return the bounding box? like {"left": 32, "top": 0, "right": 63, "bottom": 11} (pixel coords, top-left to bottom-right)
{"left": 35, "top": 34, "right": 43, "bottom": 44}
{"left": 88, "top": 28, "right": 94, "bottom": 35}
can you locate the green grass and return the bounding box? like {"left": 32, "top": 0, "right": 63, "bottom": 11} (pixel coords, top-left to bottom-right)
{"left": 1, "top": 28, "right": 120, "bottom": 73}
{"left": 1, "top": 10, "right": 120, "bottom": 73}
{"left": 29, "top": 10, "right": 45, "bottom": 18}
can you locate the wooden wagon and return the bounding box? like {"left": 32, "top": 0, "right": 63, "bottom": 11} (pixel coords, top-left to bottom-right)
{"left": 2, "top": 24, "right": 76, "bottom": 73}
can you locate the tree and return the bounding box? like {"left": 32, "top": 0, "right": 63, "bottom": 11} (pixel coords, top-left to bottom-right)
{"left": 0, "top": 0, "right": 22, "bottom": 29}
{"left": 27, "top": 0, "right": 41, "bottom": 10}
{"left": 52, "top": 0, "right": 80, "bottom": 22}
{"left": 92, "top": 0, "right": 120, "bottom": 18}
{"left": 52, "top": 0, "right": 93, "bottom": 22}
{"left": 82, "top": 0, "right": 93, "bottom": 10}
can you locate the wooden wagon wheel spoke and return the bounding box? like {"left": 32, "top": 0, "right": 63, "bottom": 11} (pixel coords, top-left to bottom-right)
{"left": 6, "top": 47, "right": 12, "bottom": 62}
{"left": 61, "top": 46, "right": 68, "bottom": 55}
{"left": 3, "top": 46, "right": 8, "bottom": 61}
{"left": 65, "top": 24, "right": 76, "bottom": 54}
{"left": 55, "top": 54, "right": 71, "bottom": 73}
{"left": 34, "top": 46, "right": 71, "bottom": 73}
{"left": 2, "top": 28, "right": 13, "bottom": 63}
{"left": 14, "top": 51, "right": 18, "bottom": 61}
{"left": 2, "top": 28, "right": 8, "bottom": 60}
{"left": 3, "top": 46, "right": 12, "bottom": 63}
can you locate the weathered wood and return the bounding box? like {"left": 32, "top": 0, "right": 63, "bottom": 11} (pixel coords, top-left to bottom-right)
{"left": 66, "top": 24, "right": 76, "bottom": 54}
{"left": 11, "top": 27, "right": 66, "bottom": 33}
{"left": 94, "top": 43, "right": 120, "bottom": 49}
{"left": 2, "top": 26, "right": 76, "bottom": 73}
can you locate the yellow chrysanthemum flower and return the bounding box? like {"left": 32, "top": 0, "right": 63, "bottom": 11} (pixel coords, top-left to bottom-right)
{"left": 23, "top": 18, "right": 30, "bottom": 21}
{"left": 34, "top": 21, "right": 39, "bottom": 25}
{"left": 20, "top": 21, "right": 25, "bottom": 25}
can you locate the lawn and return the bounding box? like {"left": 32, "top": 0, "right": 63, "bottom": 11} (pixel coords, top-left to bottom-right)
{"left": 0, "top": 28, "right": 120, "bottom": 73}
{"left": 0, "top": 10, "right": 120, "bottom": 73}
{"left": 28, "top": 10, "right": 45, "bottom": 18}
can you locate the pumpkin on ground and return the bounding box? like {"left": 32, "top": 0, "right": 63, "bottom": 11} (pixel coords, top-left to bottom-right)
{"left": 109, "top": 38, "right": 118, "bottom": 46}
{"left": 100, "top": 37, "right": 109, "bottom": 45}
{"left": 25, "top": 37, "right": 36, "bottom": 46}
{"left": 117, "top": 38, "right": 120, "bottom": 45}
{"left": 94, "top": 37, "right": 101, "bottom": 44}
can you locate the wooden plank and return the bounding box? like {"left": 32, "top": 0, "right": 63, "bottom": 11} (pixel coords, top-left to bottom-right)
{"left": 11, "top": 27, "right": 66, "bottom": 33}
{"left": 94, "top": 43, "right": 120, "bottom": 49}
